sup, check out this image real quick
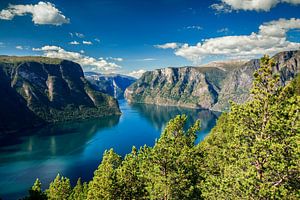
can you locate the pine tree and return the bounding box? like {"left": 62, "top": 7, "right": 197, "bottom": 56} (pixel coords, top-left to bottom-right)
{"left": 23, "top": 178, "right": 47, "bottom": 200}
{"left": 116, "top": 146, "right": 148, "bottom": 199}
{"left": 87, "top": 149, "right": 122, "bottom": 200}
{"left": 68, "top": 178, "right": 88, "bottom": 200}
{"left": 145, "top": 115, "right": 202, "bottom": 200}
{"left": 47, "top": 174, "right": 72, "bottom": 200}
{"left": 201, "top": 55, "right": 300, "bottom": 199}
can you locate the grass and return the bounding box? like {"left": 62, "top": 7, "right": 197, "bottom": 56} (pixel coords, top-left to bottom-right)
{"left": 0, "top": 56, "right": 63, "bottom": 65}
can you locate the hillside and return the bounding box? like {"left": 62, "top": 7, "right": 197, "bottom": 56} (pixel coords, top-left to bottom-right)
{"left": 125, "top": 50, "right": 300, "bottom": 111}
{"left": 0, "top": 56, "right": 121, "bottom": 134}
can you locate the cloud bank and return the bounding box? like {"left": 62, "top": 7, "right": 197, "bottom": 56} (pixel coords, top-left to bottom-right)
{"left": 128, "top": 69, "right": 146, "bottom": 78}
{"left": 33, "top": 45, "right": 120, "bottom": 71}
{"left": 211, "top": 0, "right": 300, "bottom": 12}
{"left": 0, "top": 1, "right": 69, "bottom": 25}
{"left": 157, "top": 18, "right": 300, "bottom": 63}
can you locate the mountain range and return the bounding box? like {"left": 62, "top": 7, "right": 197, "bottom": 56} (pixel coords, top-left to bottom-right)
{"left": 125, "top": 50, "right": 300, "bottom": 111}
{"left": 1, "top": 50, "right": 299, "bottom": 133}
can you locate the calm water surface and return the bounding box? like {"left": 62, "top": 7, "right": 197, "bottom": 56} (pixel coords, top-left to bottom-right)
{"left": 0, "top": 100, "right": 219, "bottom": 199}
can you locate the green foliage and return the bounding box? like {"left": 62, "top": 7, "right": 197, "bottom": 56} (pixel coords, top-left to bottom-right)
{"left": 87, "top": 149, "right": 122, "bottom": 200}
{"left": 144, "top": 115, "right": 202, "bottom": 200}
{"left": 116, "top": 146, "right": 148, "bottom": 199}
{"left": 46, "top": 174, "right": 72, "bottom": 200}
{"left": 0, "top": 55, "right": 63, "bottom": 65}
{"left": 68, "top": 178, "right": 88, "bottom": 200}
{"left": 201, "top": 55, "right": 300, "bottom": 199}
{"left": 23, "top": 178, "right": 47, "bottom": 200}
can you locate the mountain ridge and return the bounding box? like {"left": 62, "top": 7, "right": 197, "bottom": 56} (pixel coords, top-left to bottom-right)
{"left": 125, "top": 50, "right": 300, "bottom": 111}
{"left": 0, "top": 56, "right": 121, "bottom": 134}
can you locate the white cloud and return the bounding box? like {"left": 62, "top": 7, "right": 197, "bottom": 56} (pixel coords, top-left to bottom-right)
{"left": 142, "top": 58, "right": 157, "bottom": 61}
{"left": 259, "top": 18, "right": 300, "bottom": 37}
{"left": 95, "top": 38, "right": 100, "bottom": 43}
{"left": 107, "top": 57, "right": 123, "bottom": 62}
{"left": 69, "top": 41, "right": 80, "bottom": 45}
{"left": 16, "top": 45, "right": 23, "bottom": 50}
{"left": 210, "top": 3, "right": 232, "bottom": 13}
{"left": 159, "top": 18, "right": 300, "bottom": 63}
{"left": 0, "top": 1, "right": 69, "bottom": 25}
{"left": 217, "top": 27, "right": 230, "bottom": 34}
{"left": 83, "top": 41, "right": 92, "bottom": 45}
{"left": 211, "top": 0, "right": 300, "bottom": 12}
{"left": 184, "top": 25, "right": 203, "bottom": 30}
{"left": 128, "top": 69, "right": 146, "bottom": 78}
{"left": 134, "top": 58, "right": 157, "bottom": 61}
{"left": 154, "top": 42, "right": 179, "bottom": 49}
{"left": 75, "top": 32, "right": 84, "bottom": 38}
{"left": 32, "top": 45, "right": 120, "bottom": 71}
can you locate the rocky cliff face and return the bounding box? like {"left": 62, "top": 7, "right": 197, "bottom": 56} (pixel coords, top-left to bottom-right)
{"left": 0, "top": 56, "right": 121, "bottom": 134}
{"left": 85, "top": 72, "right": 136, "bottom": 99}
{"left": 125, "top": 50, "right": 300, "bottom": 111}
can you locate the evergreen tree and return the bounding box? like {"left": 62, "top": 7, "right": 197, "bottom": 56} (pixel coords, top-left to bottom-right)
{"left": 68, "top": 178, "right": 88, "bottom": 200}
{"left": 145, "top": 115, "right": 202, "bottom": 200}
{"left": 87, "top": 149, "right": 122, "bottom": 200}
{"left": 116, "top": 146, "right": 148, "bottom": 199}
{"left": 201, "top": 55, "right": 300, "bottom": 199}
{"left": 47, "top": 174, "right": 72, "bottom": 200}
{"left": 23, "top": 178, "right": 47, "bottom": 200}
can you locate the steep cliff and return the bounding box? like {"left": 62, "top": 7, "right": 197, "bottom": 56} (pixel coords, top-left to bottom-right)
{"left": 85, "top": 72, "right": 136, "bottom": 99}
{"left": 0, "top": 56, "right": 121, "bottom": 134}
{"left": 125, "top": 51, "right": 300, "bottom": 111}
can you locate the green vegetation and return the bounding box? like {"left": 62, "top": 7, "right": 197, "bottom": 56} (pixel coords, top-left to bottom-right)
{"left": 200, "top": 56, "right": 300, "bottom": 199}
{"left": 23, "top": 56, "right": 299, "bottom": 199}
{"left": 0, "top": 56, "right": 63, "bottom": 65}
{"left": 0, "top": 56, "right": 121, "bottom": 134}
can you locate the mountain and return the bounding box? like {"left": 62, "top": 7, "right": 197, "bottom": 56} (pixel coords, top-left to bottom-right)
{"left": 125, "top": 50, "right": 300, "bottom": 111}
{"left": 85, "top": 72, "right": 136, "bottom": 99}
{"left": 0, "top": 56, "right": 121, "bottom": 134}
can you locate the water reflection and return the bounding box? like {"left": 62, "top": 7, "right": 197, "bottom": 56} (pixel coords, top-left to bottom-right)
{"left": 130, "top": 103, "right": 220, "bottom": 141}
{"left": 0, "top": 101, "right": 219, "bottom": 199}
{"left": 0, "top": 116, "right": 120, "bottom": 164}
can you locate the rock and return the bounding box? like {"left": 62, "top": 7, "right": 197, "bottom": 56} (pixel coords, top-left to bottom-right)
{"left": 85, "top": 72, "right": 136, "bottom": 99}
{"left": 125, "top": 50, "right": 300, "bottom": 111}
{"left": 0, "top": 56, "right": 121, "bottom": 134}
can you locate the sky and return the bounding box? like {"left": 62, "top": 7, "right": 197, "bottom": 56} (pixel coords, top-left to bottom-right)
{"left": 0, "top": 0, "right": 300, "bottom": 77}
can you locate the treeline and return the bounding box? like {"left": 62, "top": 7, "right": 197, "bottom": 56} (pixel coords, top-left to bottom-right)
{"left": 23, "top": 56, "right": 300, "bottom": 199}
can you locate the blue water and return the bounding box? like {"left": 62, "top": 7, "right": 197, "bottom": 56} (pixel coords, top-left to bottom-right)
{"left": 0, "top": 100, "right": 219, "bottom": 199}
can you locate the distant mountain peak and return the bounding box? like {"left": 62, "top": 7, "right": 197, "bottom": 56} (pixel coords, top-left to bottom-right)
{"left": 85, "top": 72, "right": 136, "bottom": 99}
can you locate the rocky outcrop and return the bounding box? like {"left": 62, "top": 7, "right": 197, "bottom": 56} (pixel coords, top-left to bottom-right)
{"left": 0, "top": 56, "right": 121, "bottom": 134}
{"left": 125, "top": 51, "right": 300, "bottom": 111}
{"left": 85, "top": 72, "right": 136, "bottom": 99}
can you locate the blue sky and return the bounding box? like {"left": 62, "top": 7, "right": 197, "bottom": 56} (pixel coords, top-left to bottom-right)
{"left": 0, "top": 0, "right": 300, "bottom": 77}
